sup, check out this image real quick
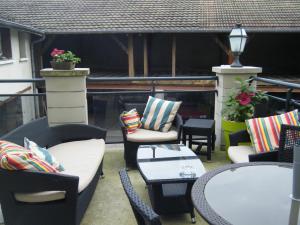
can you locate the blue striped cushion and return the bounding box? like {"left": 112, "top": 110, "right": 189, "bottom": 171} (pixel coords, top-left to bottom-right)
{"left": 24, "top": 137, "right": 64, "bottom": 171}
{"left": 141, "top": 96, "right": 181, "bottom": 132}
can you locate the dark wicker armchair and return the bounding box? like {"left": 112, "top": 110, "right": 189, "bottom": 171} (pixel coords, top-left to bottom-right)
{"left": 229, "top": 130, "right": 278, "bottom": 162}
{"left": 119, "top": 102, "right": 183, "bottom": 167}
{"left": 119, "top": 169, "right": 162, "bottom": 225}
{"left": 229, "top": 124, "right": 300, "bottom": 163}
{"left": 0, "top": 117, "right": 107, "bottom": 225}
{"left": 278, "top": 124, "right": 300, "bottom": 163}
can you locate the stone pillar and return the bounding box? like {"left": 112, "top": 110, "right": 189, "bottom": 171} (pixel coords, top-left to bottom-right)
{"left": 40, "top": 68, "right": 90, "bottom": 127}
{"left": 212, "top": 65, "right": 262, "bottom": 150}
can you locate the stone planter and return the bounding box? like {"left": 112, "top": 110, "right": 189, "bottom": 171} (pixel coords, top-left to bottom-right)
{"left": 50, "top": 61, "right": 76, "bottom": 70}
{"left": 222, "top": 119, "right": 247, "bottom": 154}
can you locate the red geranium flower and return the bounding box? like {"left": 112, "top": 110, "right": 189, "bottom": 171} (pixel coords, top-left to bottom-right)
{"left": 50, "top": 48, "right": 65, "bottom": 57}
{"left": 236, "top": 92, "right": 251, "bottom": 106}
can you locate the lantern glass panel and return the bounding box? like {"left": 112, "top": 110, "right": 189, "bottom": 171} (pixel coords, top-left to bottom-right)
{"left": 229, "top": 37, "right": 241, "bottom": 52}
{"left": 240, "top": 36, "right": 247, "bottom": 52}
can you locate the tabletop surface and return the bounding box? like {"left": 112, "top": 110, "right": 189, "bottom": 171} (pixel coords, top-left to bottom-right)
{"left": 183, "top": 119, "right": 215, "bottom": 129}
{"left": 137, "top": 144, "right": 206, "bottom": 183}
{"left": 192, "top": 162, "right": 296, "bottom": 225}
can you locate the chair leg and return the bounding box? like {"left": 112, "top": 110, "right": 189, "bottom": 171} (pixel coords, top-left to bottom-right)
{"left": 191, "top": 209, "right": 196, "bottom": 224}
{"left": 100, "top": 171, "right": 105, "bottom": 179}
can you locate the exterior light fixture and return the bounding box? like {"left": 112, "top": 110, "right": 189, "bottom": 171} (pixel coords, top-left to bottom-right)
{"left": 229, "top": 24, "right": 248, "bottom": 67}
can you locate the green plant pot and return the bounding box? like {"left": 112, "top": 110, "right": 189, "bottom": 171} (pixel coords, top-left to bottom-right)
{"left": 222, "top": 119, "right": 247, "bottom": 156}
{"left": 50, "top": 61, "right": 75, "bottom": 70}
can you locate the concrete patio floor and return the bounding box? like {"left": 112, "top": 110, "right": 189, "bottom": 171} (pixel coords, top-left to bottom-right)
{"left": 80, "top": 144, "right": 230, "bottom": 225}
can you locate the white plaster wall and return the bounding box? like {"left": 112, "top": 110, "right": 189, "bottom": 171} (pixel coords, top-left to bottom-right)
{"left": 0, "top": 28, "right": 35, "bottom": 123}
{"left": 0, "top": 29, "right": 33, "bottom": 95}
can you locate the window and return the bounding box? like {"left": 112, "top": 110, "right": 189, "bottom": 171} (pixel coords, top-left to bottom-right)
{"left": 0, "top": 28, "right": 12, "bottom": 60}
{"left": 18, "top": 32, "right": 27, "bottom": 59}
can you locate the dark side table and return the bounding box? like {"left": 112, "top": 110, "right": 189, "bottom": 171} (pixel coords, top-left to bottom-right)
{"left": 182, "top": 119, "right": 215, "bottom": 160}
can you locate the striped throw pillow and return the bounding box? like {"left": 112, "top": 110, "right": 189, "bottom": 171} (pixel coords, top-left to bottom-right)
{"left": 141, "top": 96, "right": 182, "bottom": 132}
{"left": 24, "top": 137, "right": 64, "bottom": 171}
{"left": 121, "top": 108, "right": 142, "bottom": 134}
{"left": 0, "top": 140, "right": 58, "bottom": 173}
{"left": 246, "top": 109, "right": 300, "bottom": 153}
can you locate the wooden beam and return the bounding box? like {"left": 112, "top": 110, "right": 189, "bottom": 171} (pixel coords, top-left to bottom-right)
{"left": 172, "top": 35, "right": 176, "bottom": 77}
{"left": 41, "top": 35, "right": 56, "bottom": 54}
{"left": 143, "top": 35, "right": 149, "bottom": 77}
{"left": 128, "top": 34, "right": 135, "bottom": 77}
{"left": 110, "top": 35, "right": 128, "bottom": 54}
{"left": 214, "top": 36, "right": 233, "bottom": 64}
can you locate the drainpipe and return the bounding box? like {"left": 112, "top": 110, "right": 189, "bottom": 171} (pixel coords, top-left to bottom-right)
{"left": 30, "top": 33, "right": 46, "bottom": 118}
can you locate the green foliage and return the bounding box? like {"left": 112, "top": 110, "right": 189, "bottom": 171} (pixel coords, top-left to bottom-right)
{"left": 53, "top": 51, "right": 81, "bottom": 63}
{"left": 223, "top": 78, "right": 268, "bottom": 122}
{"left": 50, "top": 48, "right": 81, "bottom": 64}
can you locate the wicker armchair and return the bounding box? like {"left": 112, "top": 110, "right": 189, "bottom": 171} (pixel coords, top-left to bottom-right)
{"left": 278, "top": 124, "right": 300, "bottom": 163}
{"left": 119, "top": 102, "right": 183, "bottom": 167}
{"left": 229, "top": 130, "right": 278, "bottom": 162}
{"left": 119, "top": 169, "right": 162, "bottom": 225}
{"left": 229, "top": 124, "right": 300, "bottom": 163}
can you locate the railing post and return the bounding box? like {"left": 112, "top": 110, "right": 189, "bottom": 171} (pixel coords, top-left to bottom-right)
{"left": 212, "top": 65, "right": 262, "bottom": 150}
{"left": 40, "top": 68, "right": 90, "bottom": 127}
{"left": 286, "top": 88, "right": 293, "bottom": 112}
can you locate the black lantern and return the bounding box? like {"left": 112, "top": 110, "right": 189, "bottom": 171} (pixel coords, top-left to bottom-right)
{"left": 229, "top": 24, "right": 248, "bottom": 67}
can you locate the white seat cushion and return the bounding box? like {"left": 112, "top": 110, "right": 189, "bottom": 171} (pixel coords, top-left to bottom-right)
{"left": 15, "top": 139, "right": 105, "bottom": 203}
{"left": 127, "top": 128, "right": 177, "bottom": 143}
{"left": 228, "top": 145, "right": 256, "bottom": 163}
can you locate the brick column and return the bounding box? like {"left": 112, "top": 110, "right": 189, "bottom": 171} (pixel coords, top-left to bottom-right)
{"left": 212, "top": 65, "right": 262, "bottom": 150}
{"left": 40, "top": 68, "right": 89, "bottom": 127}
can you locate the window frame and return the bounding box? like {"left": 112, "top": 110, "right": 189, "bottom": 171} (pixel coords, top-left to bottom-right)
{"left": 18, "top": 31, "right": 27, "bottom": 60}
{"left": 0, "top": 28, "right": 12, "bottom": 60}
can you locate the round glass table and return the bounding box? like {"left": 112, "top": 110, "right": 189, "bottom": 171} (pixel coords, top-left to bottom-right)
{"left": 191, "top": 162, "right": 295, "bottom": 225}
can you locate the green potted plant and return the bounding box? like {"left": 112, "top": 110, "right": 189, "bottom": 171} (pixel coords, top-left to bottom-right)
{"left": 50, "top": 48, "right": 81, "bottom": 70}
{"left": 222, "top": 78, "right": 268, "bottom": 151}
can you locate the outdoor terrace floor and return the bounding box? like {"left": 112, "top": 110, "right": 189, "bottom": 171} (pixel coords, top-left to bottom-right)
{"left": 77, "top": 144, "right": 230, "bottom": 225}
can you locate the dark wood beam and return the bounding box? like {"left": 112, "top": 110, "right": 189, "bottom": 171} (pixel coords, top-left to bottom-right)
{"left": 143, "top": 35, "right": 149, "bottom": 77}
{"left": 110, "top": 35, "right": 128, "bottom": 54}
{"left": 128, "top": 34, "right": 135, "bottom": 77}
{"left": 172, "top": 35, "right": 176, "bottom": 77}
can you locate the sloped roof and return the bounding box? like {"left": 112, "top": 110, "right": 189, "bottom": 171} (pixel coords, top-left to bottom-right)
{"left": 0, "top": 0, "right": 300, "bottom": 34}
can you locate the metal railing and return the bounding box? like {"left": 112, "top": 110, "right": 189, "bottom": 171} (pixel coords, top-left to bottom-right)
{"left": 0, "top": 75, "right": 218, "bottom": 143}
{"left": 251, "top": 76, "right": 300, "bottom": 111}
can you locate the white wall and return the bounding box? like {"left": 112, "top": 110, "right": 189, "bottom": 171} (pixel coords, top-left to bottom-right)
{"left": 0, "top": 28, "right": 36, "bottom": 124}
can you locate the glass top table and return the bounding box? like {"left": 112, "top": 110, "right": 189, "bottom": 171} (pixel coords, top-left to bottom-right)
{"left": 137, "top": 144, "right": 206, "bottom": 184}
{"left": 191, "top": 162, "right": 295, "bottom": 225}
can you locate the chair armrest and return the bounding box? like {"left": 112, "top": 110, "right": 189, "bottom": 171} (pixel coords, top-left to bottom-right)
{"left": 229, "top": 130, "right": 251, "bottom": 146}
{"left": 175, "top": 114, "right": 183, "bottom": 141}
{"left": 50, "top": 124, "right": 107, "bottom": 145}
{"left": 248, "top": 151, "right": 278, "bottom": 162}
{"left": 119, "top": 115, "right": 128, "bottom": 141}
{"left": 0, "top": 169, "right": 79, "bottom": 203}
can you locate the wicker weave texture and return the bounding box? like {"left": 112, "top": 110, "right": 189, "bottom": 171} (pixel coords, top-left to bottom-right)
{"left": 278, "top": 124, "right": 300, "bottom": 163}
{"left": 119, "top": 169, "right": 162, "bottom": 225}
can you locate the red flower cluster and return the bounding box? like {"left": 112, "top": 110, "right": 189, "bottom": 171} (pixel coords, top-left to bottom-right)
{"left": 50, "top": 48, "right": 65, "bottom": 57}
{"left": 236, "top": 92, "right": 254, "bottom": 106}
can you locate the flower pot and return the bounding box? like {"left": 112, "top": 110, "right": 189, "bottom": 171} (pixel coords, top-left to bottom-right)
{"left": 50, "top": 61, "right": 76, "bottom": 70}
{"left": 222, "top": 119, "right": 247, "bottom": 155}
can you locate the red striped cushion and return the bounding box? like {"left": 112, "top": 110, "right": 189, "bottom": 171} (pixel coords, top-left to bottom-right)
{"left": 0, "top": 140, "right": 58, "bottom": 172}
{"left": 121, "top": 108, "right": 142, "bottom": 134}
{"left": 245, "top": 110, "right": 300, "bottom": 153}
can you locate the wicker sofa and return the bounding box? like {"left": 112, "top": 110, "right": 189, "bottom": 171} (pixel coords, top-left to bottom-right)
{"left": 0, "top": 117, "right": 106, "bottom": 225}
{"left": 119, "top": 102, "right": 183, "bottom": 167}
